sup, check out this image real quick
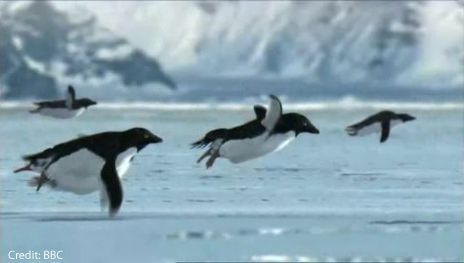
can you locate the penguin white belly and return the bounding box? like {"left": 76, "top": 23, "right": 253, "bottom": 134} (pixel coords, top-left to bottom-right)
{"left": 356, "top": 123, "right": 381, "bottom": 136}
{"left": 219, "top": 132, "right": 295, "bottom": 163}
{"left": 38, "top": 108, "right": 85, "bottom": 119}
{"left": 46, "top": 149, "right": 105, "bottom": 194}
{"left": 356, "top": 120, "right": 403, "bottom": 136}
{"left": 46, "top": 148, "right": 136, "bottom": 195}
{"left": 390, "top": 120, "right": 402, "bottom": 127}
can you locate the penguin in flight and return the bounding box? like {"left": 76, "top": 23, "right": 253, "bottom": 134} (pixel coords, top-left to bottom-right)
{"left": 30, "top": 85, "right": 97, "bottom": 119}
{"left": 345, "top": 110, "right": 415, "bottom": 143}
{"left": 14, "top": 128, "right": 162, "bottom": 216}
{"left": 192, "top": 95, "right": 319, "bottom": 168}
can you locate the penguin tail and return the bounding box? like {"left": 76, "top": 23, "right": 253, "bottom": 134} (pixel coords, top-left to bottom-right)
{"left": 22, "top": 149, "right": 51, "bottom": 162}
{"left": 191, "top": 129, "right": 227, "bottom": 149}
{"left": 22, "top": 154, "right": 37, "bottom": 162}
{"left": 191, "top": 138, "right": 210, "bottom": 148}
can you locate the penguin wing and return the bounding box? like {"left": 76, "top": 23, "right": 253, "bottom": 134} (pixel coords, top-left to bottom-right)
{"left": 22, "top": 147, "right": 55, "bottom": 162}
{"left": 253, "top": 105, "right": 267, "bottom": 120}
{"left": 261, "top": 95, "right": 282, "bottom": 130}
{"left": 380, "top": 121, "right": 390, "bottom": 143}
{"left": 100, "top": 159, "right": 123, "bottom": 216}
{"left": 66, "top": 85, "right": 76, "bottom": 109}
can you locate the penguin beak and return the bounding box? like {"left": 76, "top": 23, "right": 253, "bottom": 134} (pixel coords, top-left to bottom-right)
{"left": 149, "top": 133, "right": 163, "bottom": 144}
{"left": 85, "top": 100, "right": 97, "bottom": 108}
{"left": 305, "top": 124, "right": 320, "bottom": 134}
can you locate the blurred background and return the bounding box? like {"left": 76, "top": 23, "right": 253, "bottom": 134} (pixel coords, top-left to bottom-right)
{"left": 0, "top": 0, "right": 463, "bottom": 102}
{"left": 1, "top": 2, "right": 463, "bottom": 262}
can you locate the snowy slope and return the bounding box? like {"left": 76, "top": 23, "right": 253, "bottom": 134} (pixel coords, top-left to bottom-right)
{"left": 60, "top": 1, "right": 464, "bottom": 87}
{"left": 1, "top": 1, "right": 462, "bottom": 101}
{"left": 0, "top": 1, "right": 176, "bottom": 99}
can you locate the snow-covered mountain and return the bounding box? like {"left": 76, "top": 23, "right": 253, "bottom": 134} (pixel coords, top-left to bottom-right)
{"left": 0, "top": 1, "right": 176, "bottom": 99}
{"left": 1, "top": 1, "right": 462, "bottom": 101}
{"left": 62, "top": 1, "right": 464, "bottom": 88}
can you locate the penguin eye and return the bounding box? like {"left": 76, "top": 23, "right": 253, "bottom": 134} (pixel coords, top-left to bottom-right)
{"left": 143, "top": 133, "right": 150, "bottom": 139}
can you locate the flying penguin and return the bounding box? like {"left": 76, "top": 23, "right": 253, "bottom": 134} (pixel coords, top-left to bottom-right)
{"left": 14, "top": 128, "right": 162, "bottom": 216}
{"left": 192, "top": 95, "right": 320, "bottom": 168}
{"left": 345, "top": 110, "right": 415, "bottom": 143}
{"left": 30, "top": 85, "right": 97, "bottom": 119}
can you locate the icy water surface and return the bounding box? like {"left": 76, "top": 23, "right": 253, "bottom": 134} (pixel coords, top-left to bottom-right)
{"left": 1, "top": 106, "right": 463, "bottom": 262}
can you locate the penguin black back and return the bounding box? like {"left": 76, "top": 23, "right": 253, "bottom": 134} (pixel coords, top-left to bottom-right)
{"left": 23, "top": 128, "right": 162, "bottom": 165}
{"left": 273, "top": 113, "right": 320, "bottom": 136}
{"left": 346, "top": 110, "right": 415, "bottom": 143}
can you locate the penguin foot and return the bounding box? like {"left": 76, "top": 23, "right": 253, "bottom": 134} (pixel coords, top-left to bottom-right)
{"left": 206, "top": 150, "right": 219, "bottom": 169}
{"left": 197, "top": 148, "right": 212, "bottom": 163}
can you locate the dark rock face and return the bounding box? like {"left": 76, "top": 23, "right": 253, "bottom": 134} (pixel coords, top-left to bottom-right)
{"left": 94, "top": 51, "right": 177, "bottom": 88}
{"left": 0, "top": 10, "right": 59, "bottom": 99}
{"left": 0, "top": 1, "right": 176, "bottom": 100}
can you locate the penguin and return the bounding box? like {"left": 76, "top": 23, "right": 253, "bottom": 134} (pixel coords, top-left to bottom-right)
{"left": 345, "top": 110, "right": 415, "bottom": 143}
{"left": 30, "top": 85, "right": 97, "bottom": 119}
{"left": 192, "top": 95, "right": 319, "bottom": 168}
{"left": 14, "top": 128, "right": 162, "bottom": 216}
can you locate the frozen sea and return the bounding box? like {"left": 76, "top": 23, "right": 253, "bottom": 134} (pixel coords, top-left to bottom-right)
{"left": 0, "top": 102, "right": 463, "bottom": 263}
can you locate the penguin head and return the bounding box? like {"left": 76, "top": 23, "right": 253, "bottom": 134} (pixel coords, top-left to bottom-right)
{"left": 398, "top": 113, "right": 416, "bottom": 123}
{"left": 80, "top": 98, "right": 97, "bottom": 108}
{"left": 124, "top": 127, "right": 163, "bottom": 150}
{"left": 285, "top": 113, "right": 320, "bottom": 136}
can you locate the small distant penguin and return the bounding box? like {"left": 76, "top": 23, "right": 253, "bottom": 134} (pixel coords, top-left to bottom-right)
{"left": 345, "top": 110, "right": 415, "bottom": 143}
{"left": 192, "top": 95, "right": 319, "bottom": 168}
{"left": 14, "top": 128, "right": 162, "bottom": 216}
{"left": 30, "top": 85, "right": 97, "bottom": 119}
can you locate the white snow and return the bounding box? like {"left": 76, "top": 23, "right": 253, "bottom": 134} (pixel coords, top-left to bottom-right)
{"left": 11, "top": 36, "right": 23, "bottom": 50}
{"left": 95, "top": 45, "right": 134, "bottom": 60}
{"left": 51, "top": 1, "right": 464, "bottom": 86}
{"left": 23, "top": 56, "right": 47, "bottom": 75}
